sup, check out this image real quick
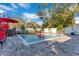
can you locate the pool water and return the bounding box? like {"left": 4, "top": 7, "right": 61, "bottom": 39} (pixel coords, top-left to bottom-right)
{"left": 19, "top": 34, "right": 62, "bottom": 45}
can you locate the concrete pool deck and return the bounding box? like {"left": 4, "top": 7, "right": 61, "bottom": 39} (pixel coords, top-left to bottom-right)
{"left": 17, "top": 34, "right": 64, "bottom": 45}
{"left": 0, "top": 35, "right": 79, "bottom": 56}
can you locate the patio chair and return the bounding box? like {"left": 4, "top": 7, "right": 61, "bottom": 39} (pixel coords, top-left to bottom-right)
{"left": 44, "top": 28, "right": 50, "bottom": 33}
{"left": 50, "top": 28, "right": 57, "bottom": 34}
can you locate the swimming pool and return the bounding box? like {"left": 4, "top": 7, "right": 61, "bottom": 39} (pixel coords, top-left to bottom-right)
{"left": 18, "top": 34, "right": 63, "bottom": 45}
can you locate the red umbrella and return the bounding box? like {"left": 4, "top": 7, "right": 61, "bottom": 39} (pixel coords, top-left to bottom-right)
{"left": 1, "top": 24, "right": 9, "bottom": 31}
{"left": 0, "top": 18, "right": 18, "bottom": 31}
{"left": 0, "top": 18, "right": 18, "bottom": 23}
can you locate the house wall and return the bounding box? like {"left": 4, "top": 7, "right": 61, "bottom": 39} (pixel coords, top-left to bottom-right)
{"left": 25, "top": 28, "right": 35, "bottom": 33}
{"left": 64, "top": 25, "right": 79, "bottom": 34}
{"left": 9, "top": 23, "right": 17, "bottom": 29}
{"left": 8, "top": 19, "right": 25, "bottom": 29}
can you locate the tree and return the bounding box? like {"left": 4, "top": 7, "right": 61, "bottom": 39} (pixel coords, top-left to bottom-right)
{"left": 49, "top": 4, "right": 76, "bottom": 32}
{"left": 37, "top": 3, "right": 77, "bottom": 33}
{"left": 21, "top": 24, "right": 25, "bottom": 30}
{"left": 0, "top": 25, "right": 2, "bottom": 30}
{"left": 37, "top": 3, "right": 50, "bottom": 28}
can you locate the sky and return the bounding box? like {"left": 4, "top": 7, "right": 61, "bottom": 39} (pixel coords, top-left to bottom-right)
{"left": 0, "top": 3, "right": 44, "bottom": 25}
{"left": 0, "top": 3, "right": 79, "bottom": 24}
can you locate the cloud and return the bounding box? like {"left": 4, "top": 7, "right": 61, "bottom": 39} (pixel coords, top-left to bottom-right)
{"left": 36, "top": 21, "right": 43, "bottom": 25}
{"left": 18, "top": 3, "right": 30, "bottom": 9}
{"left": 0, "top": 4, "right": 15, "bottom": 11}
{"left": 0, "top": 9, "right": 5, "bottom": 13}
{"left": 74, "top": 17, "right": 79, "bottom": 24}
{"left": 74, "top": 17, "right": 79, "bottom": 20}
{"left": 75, "top": 20, "right": 79, "bottom": 24}
{"left": 69, "top": 4, "right": 77, "bottom": 11}
{"left": 22, "top": 13, "right": 39, "bottom": 19}
{"left": 22, "top": 13, "right": 43, "bottom": 25}
{"left": 11, "top": 3, "right": 18, "bottom": 9}
{"left": 0, "top": 9, "right": 6, "bottom": 17}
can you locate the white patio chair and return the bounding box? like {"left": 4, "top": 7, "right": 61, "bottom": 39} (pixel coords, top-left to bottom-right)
{"left": 50, "top": 28, "right": 57, "bottom": 33}
{"left": 44, "top": 28, "right": 50, "bottom": 33}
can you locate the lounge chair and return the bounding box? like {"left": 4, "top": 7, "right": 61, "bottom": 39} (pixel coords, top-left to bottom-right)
{"left": 44, "top": 28, "right": 50, "bottom": 33}
{"left": 50, "top": 28, "right": 57, "bottom": 34}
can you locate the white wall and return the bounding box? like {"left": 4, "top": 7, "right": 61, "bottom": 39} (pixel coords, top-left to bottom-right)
{"left": 64, "top": 25, "right": 79, "bottom": 34}
{"left": 44, "top": 28, "right": 57, "bottom": 33}
{"left": 64, "top": 27, "right": 73, "bottom": 34}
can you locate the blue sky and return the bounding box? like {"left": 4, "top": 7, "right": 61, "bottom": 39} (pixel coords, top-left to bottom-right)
{"left": 0, "top": 3, "right": 79, "bottom": 24}
{"left": 0, "top": 3, "right": 52, "bottom": 24}
{"left": 0, "top": 3, "right": 51, "bottom": 17}
{"left": 0, "top": 3, "right": 38, "bottom": 17}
